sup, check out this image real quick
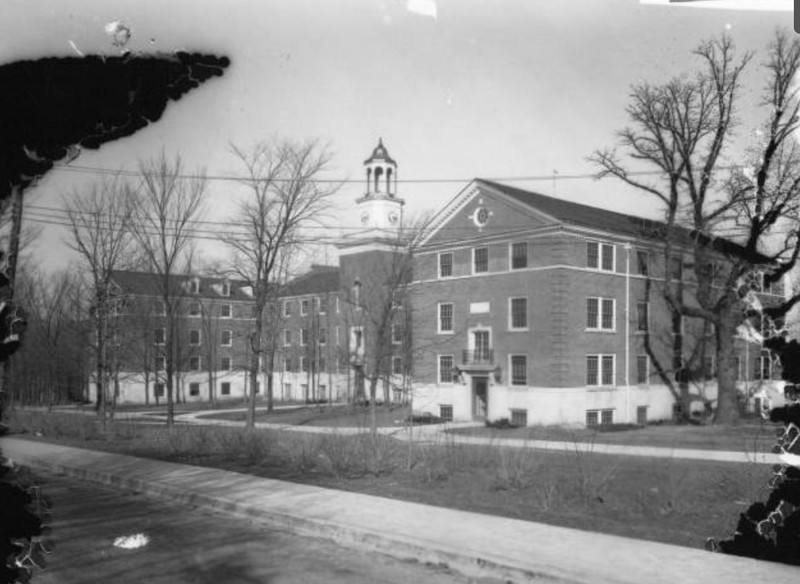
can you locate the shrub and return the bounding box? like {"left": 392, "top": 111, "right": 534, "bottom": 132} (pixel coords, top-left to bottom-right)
{"left": 485, "top": 418, "right": 518, "bottom": 430}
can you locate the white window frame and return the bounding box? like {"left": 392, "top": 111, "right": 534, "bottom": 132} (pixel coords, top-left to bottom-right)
{"left": 300, "top": 328, "right": 309, "bottom": 346}
{"left": 392, "top": 355, "right": 403, "bottom": 375}
{"left": 188, "top": 302, "right": 201, "bottom": 317}
{"left": 189, "top": 356, "right": 202, "bottom": 372}
{"left": 319, "top": 327, "right": 327, "bottom": 345}
{"left": 587, "top": 354, "right": 616, "bottom": 387}
{"left": 189, "top": 329, "right": 201, "bottom": 346}
{"left": 221, "top": 330, "right": 233, "bottom": 347}
{"left": 220, "top": 356, "right": 232, "bottom": 372}
{"left": 220, "top": 382, "right": 231, "bottom": 396}
{"left": 300, "top": 356, "right": 308, "bottom": 373}
{"left": 220, "top": 303, "right": 232, "bottom": 318}
{"left": 508, "top": 297, "right": 528, "bottom": 331}
{"left": 438, "top": 302, "right": 454, "bottom": 334}
{"left": 509, "top": 241, "right": 528, "bottom": 270}
{"left": 317, "top": 296, "right": 326, "bottom": 315}
{"left": 636, "top": 354, "right": 649, "bottom": 385}
{"left": 586, "top": 297, "right": 616, "bottom": 332}
{"left": 587, "top": 241, "right": 615, "bottom": 272}
{"left": 154, "top": 328, "right": 166, "bottom": 346}
{"left": 438, "top": 354, "right": 455, "bottom": 384}
{"left": 221, "top": 281, "right": 231, "bottom": 297}
{"left": 283, "top": 300, "right": 291, "bottom": 317}
{"left": 189, "top": 382, "right": 200, "bottom": 397}
{"left": 392, "top": 324, "right": 403, "bottom": 345}
{"left": 190, "top": 278, "right": 200, "bottom": 294}
{"left": 283, "top": 329, "right": 292, "bottom": 346}
{"left": 300, "top": 298, "right": 309, "bottom": 316}
{"left": 509, "top": 354, "right": 528, "bottom": 386}
{"left": 472, "top": 247, "right": 489, "bottom": 274}
{"left": 636, "top": 301, "right": 649, "bottom": 333}
{"left": 155, "top": 356, "right": 166, "bottom": 370}
{"left": 438, "top": 252, "right": 454, "bottom": 278}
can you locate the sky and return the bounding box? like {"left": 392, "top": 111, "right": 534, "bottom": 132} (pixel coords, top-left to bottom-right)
{"left": 0, "top": 0, "right": 795, "bottom": 274}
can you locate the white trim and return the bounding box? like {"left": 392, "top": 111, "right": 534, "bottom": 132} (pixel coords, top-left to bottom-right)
{"left": 220, "top": 303, "right": 232, "bottom": 319}
{"left": 188, "top": 301, "right": 201, "bottom": 317}
{"left": 283, "top": 300, "right": 292, "bottom": 317}
{"left": 508, "top": 296, "right": 528, "bottom": 331}
{"left": 438, "top": 251, "right": 454, "bottom": 279}
{"left": 437, "top": 354, "right": 455, "bottom": 384}
{"left": 283, "top": 329, "right": 292, "bottom": 347}
{"left": 220, "top": 356, "right": 232, "bottom": 372}
{"left": 300, "top": 298, "right": 310, "bottom": 316}
{"left": 509, "top": 241, "right": 529, "bottom": 270}
{"left": 391, "top": 323, "right": 402, "bottom": 345}
{"left": 586, "top": 353, "right": 616, "bottom": 387}
{"left": 189, "top": 329, "right": 201, "bottom": 346}
{"left": 586, "top": 240, "right": 616, "bottom": 272}
{"left": 154, "top": 327, "right": 166, "bottom": 346}
{"left": 300, "top": 328, "right": 309, "bottom": 346}
{"left": 221, "top": 330, "right": 233, "bottom": 347}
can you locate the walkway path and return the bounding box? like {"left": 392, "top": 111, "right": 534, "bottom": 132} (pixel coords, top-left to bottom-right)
{"left": 2, "top": 436, "right": 796, "bottom": 584}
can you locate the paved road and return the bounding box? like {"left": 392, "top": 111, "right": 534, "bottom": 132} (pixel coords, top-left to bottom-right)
{"left": 31, "top": 470, "right": 494, "bottom": 584}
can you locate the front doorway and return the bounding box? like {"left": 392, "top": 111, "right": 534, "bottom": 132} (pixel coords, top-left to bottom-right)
{"left": 472, "top": 376, "right": 488, "bottom": 420}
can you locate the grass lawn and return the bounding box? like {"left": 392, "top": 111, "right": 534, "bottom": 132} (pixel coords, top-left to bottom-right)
{"left": 449, "top": 419, "right": 778, "bottom": 453}
{"left": 5, "top": 408, "right": 780, "bottom": 552}
{"left": 197, "top": 404, "right": 413, "bottom": 428}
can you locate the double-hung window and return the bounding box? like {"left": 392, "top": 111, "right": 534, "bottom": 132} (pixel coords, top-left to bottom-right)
{"left": 473, "top": 247, "right": 489, "bottom": 274}
{"left": 510, "top": 355, "right": 527, "bottom": 385}
{"left": 587, "top": 242, "right": 614, "bottom": 271}
{"left": 510, "top": 242, "right": 528, "bottom": 270}
{"left": 587, "top": 354, "right": 615, "bottom": 386}
{"left": 587, "top": 297, "right": 615, "bottom": 331}
{"left": 509, "top": 297, "right": 528, "bottom": 330}
{"left": 438, "top": 302, "right": 454, "bottom": 333}
{"left": 439, "top": 253, "right": 453, "bottom": 278}
{"left": 439, "top": 355, "right": 454, "bottom": 383}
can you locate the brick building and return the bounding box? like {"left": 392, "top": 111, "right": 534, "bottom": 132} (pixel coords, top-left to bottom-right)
{"left": 409, "top": 179, "right": 784, "bottom": 426}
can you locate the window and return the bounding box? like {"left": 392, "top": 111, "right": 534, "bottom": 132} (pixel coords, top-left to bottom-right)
{"left": 221, "top": 330, "right": 232, "bottom": 346}
{"left": 319, "top": 328, "right": 327, "bottom": 345}
{"left": 586, "top": 409, "right": 614, "bottom": 427}
{"left": 189, "top": 302, "right": 201, "bottom": 317}
{"left": 392, "top": 324, "right": 403, "bottom": 344}
{"left": 221, "top": 281, "right": 231, "bottom": 297}
{"left": 587, "top": 242, "right": 614, "bottom": 271}
{"left": 636, "top": 250, "right": 649, "bottom": 276}
{"left": 283, "top": 382, "right": 292, "bottom": 396}
{"left": 156, "top": 301, "right": 166, "bottom": 316}
{"left": 636, "top": 406, "right": 648, "bottom": 426}
{"left": 284, "top": 357, "right": 294, "bottom": 373}
{"left": 439, "top": 253, "right": 453, "bottom": 278}
{"left": 154, "top": 383, "right": 165, "bottom": 398}
{"left": 587, "top": 297, "right": 615, "bottom": 331}
{"left": 190, "top": 279, "right": 200, "bottom": 294}
{"left": 756, "top": 351, "right": 772, "bottom": 380}
{"left": 703, "top": 356, "right": 715, "bottom": 379}
{"left": 735, "top": 356, "right": 742, "bottom": 381}
{"left": 510, "top": 355, "right": 527, "bottom": 385}
{"left": 392, "top": 356, "right": 403, "bottom": 375}
{"left": 189, "top": 356, "right": 201, "bottom": 371}
{"left": 669, "top": 256, "right": 683, "bottom": 280}
{"left": 283, "top": 300, "right": 292, "bottom": 317}
{"left": 510, "top": 409, "right": 528, "bottom": 427}
{"left": 438, "top": 302, "right": 454, "bottom": 333}
{"left": 318, "top": 296, "right": 327, "bottom": 314}
{"left": 473, "top": 247, "right": 489, "bottom": 273}
{"left": 154, "top": 328, "right": 165, "bottom": 345}
{"left": 220, "top": 382, "right": 230, "bottom": 396}
{"left": 283, "top": 329, "right": 292, "bottom": 346}
{"left": 301, "top": 328, "right": 309, "bottom": 346}
{"left": 636, "top": 355, "right": 649, "bottom": 385}
{"left": 439, "top": 355, "right": 454, "bottom": 383}
{"left": 439, "top": 404, "right": 453, "bottom": 422}
{"left": 300, "top": 299, "right": 309, "bottom": 316}
{"left": 301, "top": 356, "right": 309, "bottom": 373}
{"left": 189, "top": 382, "right": 200, "bottom": 397}
{"left": 218, "top": 303, "right": 232, "bottom": 319}
{"left": 319, "top": 357, "right": 326, "bottom": 373}
{"left": 509, "top": 297, "right": 527, "bottom": 330}
{"left": 511, "top": 242, "right": 528, "bottom": 270}
{"left": 636, "top": 302, "right": 649, "bottom": 332}
{"left": 352, "top": 281, "right": 361, "bottom": 307}
{"left": 220, "top": 357, "right": 232, "bottom": 371}
{"left": 587, "top": 354, "right": 615, "bottom": 386}
{"left": 189, "top": 329, "right": 201, "bottom": 346}
{"left": 155, "top": 356, "right": 165, "bottom": 370}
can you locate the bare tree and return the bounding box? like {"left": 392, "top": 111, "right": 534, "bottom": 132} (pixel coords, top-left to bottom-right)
{"left": 223, "top": 139, "right": 339, "bottom": 428}
{"left": 591, "top": 32, "right": 800, "bottom": 424}
{"left": 130, "top": 152, "right": 207, "bottom": 426}
{"left": 65, "top": 175, "right": 137, "bottom": 422}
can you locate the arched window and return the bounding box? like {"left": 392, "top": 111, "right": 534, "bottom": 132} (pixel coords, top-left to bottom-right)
{"left": 366, "top": 167, "right": 372, "bottom": 193}
{"left": 374, "top": 166, "right": 384, "bottom": 193}
{"left": 386, "top": 167, "right": 393, "bottom": 196}
{"left": 352, "top": 280, "right": 362, "bottom": 307}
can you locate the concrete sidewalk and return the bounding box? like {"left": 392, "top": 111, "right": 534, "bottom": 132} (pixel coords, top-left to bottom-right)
{"left": 2, "top": 436, "right": 797, "bottom": 584}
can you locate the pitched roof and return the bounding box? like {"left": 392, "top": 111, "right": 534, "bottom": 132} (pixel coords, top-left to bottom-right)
{"left": 109, "top": 270, "right": 253, "bottom": 301}
{"left": 282, "top": 264, "right": 340, "bottom": 297}
{"left": 477, "top": 179, "right": 762, "bottom": 261}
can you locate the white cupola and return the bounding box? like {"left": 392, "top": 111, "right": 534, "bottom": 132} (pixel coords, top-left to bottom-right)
{"left": 356, "top": 138, "right": 404, "bottom": 231}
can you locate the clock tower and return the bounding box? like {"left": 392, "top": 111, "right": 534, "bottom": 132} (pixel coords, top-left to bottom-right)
{"left": 355, "top": 138, "right": 404, "bottom": 233}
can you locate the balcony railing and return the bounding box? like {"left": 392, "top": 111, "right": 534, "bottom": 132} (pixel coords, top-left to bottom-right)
{"left": 462, "top": 349, "right": 494, "bottom": 366}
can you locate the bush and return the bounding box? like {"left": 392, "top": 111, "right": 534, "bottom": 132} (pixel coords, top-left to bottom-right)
{"left": 406, "top": 414, "right": 443, "bottom": 425}
{"left": 485, "top": 418, "right": 518, "bottom": 430}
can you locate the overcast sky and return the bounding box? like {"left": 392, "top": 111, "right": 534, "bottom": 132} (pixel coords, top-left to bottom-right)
{"left": 0, "top": 0, "right": 794, "bottom": 273}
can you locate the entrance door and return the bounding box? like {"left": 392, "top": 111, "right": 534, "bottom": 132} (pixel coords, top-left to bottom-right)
{"left": 472, "top": 376, "right": 488, "bottom": 420}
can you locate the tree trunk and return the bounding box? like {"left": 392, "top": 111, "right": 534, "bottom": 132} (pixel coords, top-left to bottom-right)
{"left": 266, "top": 349, "right": 275, "bottom": 412}
{"left": 247, "top": 326, "right": 261, "bottom": 429}
{"left": 715, "top": 311, "right": 741, "bottom": 425}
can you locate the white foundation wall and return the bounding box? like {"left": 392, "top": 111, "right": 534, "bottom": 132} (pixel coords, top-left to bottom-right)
{"left": 412, "top": 381, "right": 724, "bottom": 426}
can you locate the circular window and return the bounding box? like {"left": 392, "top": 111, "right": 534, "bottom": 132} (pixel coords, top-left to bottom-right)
{"left": 474, "top": 207, "right": 489, "bottom": 226}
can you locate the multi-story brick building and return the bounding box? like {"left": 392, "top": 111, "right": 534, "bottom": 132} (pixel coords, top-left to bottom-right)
{"left": 409, "top": 179, "right": 784, "bottom": 426}
{"left": 106, "top": 270, "right": 261, "bottom": 404}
